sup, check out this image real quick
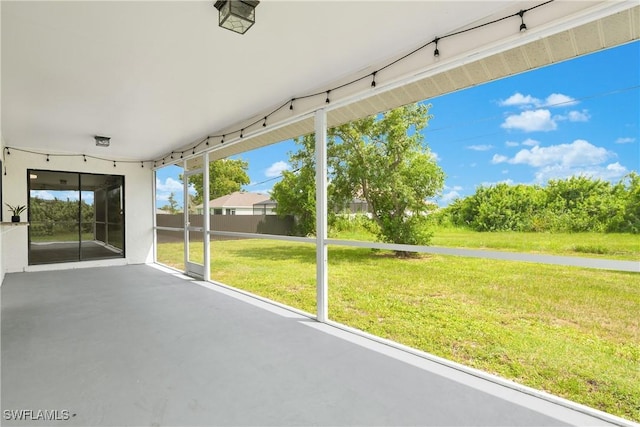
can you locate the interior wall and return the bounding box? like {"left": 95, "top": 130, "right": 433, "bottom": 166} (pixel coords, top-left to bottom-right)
{"left": 1, "top": 150, "right": 153, "bottom": 273}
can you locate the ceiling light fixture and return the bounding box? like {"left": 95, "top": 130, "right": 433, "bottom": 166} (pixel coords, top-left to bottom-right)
{"left": 213, "top": 1, "right": 259, "bottom": 35}
{"left": 95, "top": 135, "right": 111, "bottom": 147}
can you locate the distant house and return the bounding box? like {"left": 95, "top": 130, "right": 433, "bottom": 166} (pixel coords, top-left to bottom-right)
{"left": 195, "top": 192, "right": 275, "bottom": 215}
{"left": 252, "top": 199, "right": 278, "bottom": 216}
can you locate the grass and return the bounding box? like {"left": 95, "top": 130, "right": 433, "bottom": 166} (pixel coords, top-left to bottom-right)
{"left": 430, "top": 228, "right": 639, "bottom": 260}
{"left": 156, "top": 230, "right": 640, "bottom": 422}
{"left": 326, "top": 245, "right": 639, "bottom": 421}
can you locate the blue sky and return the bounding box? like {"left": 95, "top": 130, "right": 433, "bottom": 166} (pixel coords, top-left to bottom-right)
{"left": 156, "top": 41, "right": 639, "bottom": 208}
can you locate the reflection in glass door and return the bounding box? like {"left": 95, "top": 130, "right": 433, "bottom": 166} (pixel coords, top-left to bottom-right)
{"left": 29, "top": 171, "right": 81, "bottom": 264}
{"left": 28, "top": 170, "right": 125, "bottom": 265}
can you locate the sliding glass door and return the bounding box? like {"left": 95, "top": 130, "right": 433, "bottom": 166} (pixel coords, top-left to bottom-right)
{"left": 28, "top": 170, "right": 125, "bottom": 265}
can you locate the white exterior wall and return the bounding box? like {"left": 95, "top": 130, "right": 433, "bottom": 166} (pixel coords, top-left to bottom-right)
{"left": 0, "top": 2, "right": 4, "bottom": 284}
{"left": 1, "top": 150, "right": 153, "bottom": 273}
{"left": 0, "top": 136, "right": 5, "bottom": 285}
{"left": 224, "top": 207, "right": 253, "bottom": 216}
{"left": 208, "top": 206, "right": 276, "bottom": 215}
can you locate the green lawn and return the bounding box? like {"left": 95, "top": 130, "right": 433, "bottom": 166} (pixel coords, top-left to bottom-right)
{"left": 431, "top": 228, "right": 640, "bottom": 260}
{"left": 156, "top": 231, "right": 640, "bottom": 422}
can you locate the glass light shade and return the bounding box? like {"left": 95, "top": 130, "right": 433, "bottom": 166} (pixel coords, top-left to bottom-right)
{"left": 215, "top": 1, "right": 258, "bottom": 35}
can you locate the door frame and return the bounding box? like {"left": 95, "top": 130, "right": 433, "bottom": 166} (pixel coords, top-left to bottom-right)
{"left": 184, "top": 166, "right": 205, "bottom": 279}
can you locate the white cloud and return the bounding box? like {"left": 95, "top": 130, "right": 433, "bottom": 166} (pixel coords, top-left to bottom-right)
{"left": 505, "top": 138, "right": 539, "bottom": 147}
{"left": 568, "top": 110, "right": 590, "bottom": 122}
{"left": 501, "top": 109, "right": 557, "bottom": 132}
{"left": 440, "top": 191, "right": 461, "bottom": 204}
{"left": 30, "top": 190, "right": 81, "bottom": 201}
{"left": 82, "top": 193, "right": 95, "bottom": 204}
{"left": 155, "top": 177, "right": 184, "bottom": 203}
{"left": 499, "top": 93, "right": 541, "bottom": 107}
{"left": 156, "top": 194, "right": 170, "bottom": 203}
{"left": 57, "top": 191, "right": 80, "bottom": 201}
{"left": 31, "top": 190, "right": 56, "bottom": 200}
{"left": 156, "top": 177, "right": 183, "bottom": 193}
{"left": 479, "top": 179, "right": 515, "bottom": 187}
{"left": 466, "top": 144, "right": 493, "bottom": 151}
{"left": 500, "top": 92, "right": 577, "bottom": 109}
{"left": 265, "top": 161, "right": 290, "bottom": 178}
{"left": 555, "top": 109, "right": 590, "bottom": 123}
{"left": 492, "top": 140, "right": 626, "bottom": 184}
{"left": 616, "top": 137, "right": 636, "bottom": 144}
{"left": 502, "top": 169, "right": 509, "bottom": 174}
{"left": 604, "top": 162, "right": 629, "bottom": 176}
{"left": 544, "top": 93, "right": 578, "bottom": 107}
{"left": 534, "top": 162, "right": 628, "bottom": 183}
{"left": 492, "top": 154, "right": 509, "bottom": 164}
{"left": 509, "top": 139, "right": 611, "bottom": 168}
{"left": 430, "top": 151, "right": 441, "bottom": 162}
{"left": 522, "top": 138, "right": 540, "bottom": 147}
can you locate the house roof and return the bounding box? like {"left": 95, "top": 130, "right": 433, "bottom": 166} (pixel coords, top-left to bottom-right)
{"left": 208, "top": 192, "right": 271, "bottom": 209}
{"left": 253, "top": 199, "right": 277, "bottom": 207}
{"left": 2, "top": 2, "right": 638, "bottom": 163}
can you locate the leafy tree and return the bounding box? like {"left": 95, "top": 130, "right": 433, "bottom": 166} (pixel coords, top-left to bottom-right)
{"left": 329, "top": 104, "right": 444, "bottom": 253}
{"left": 270, "top": 135, "right": 317, "bottom": 236}
{"left": 271, "top": 103, "right": 445, "bottom": 253}
{"left": 29, "top": 196, "right": 94, "bottom": 237}
{"left": 607, "top": 172, "right": 640, "bottom": 233}
{"left": 544, "top": 176, "right": 615, "bottom": 232}
{"left": 161, "top": 192, "right": 180, "bottom": 214}
{"left": 447, "top": 183, "right": 546, "bottom": 231}
{"left": 187, "top": 159, "right": 250, "bottom": 205}
{"left": 441, "top": 174, "right": 639, "bottom": 234}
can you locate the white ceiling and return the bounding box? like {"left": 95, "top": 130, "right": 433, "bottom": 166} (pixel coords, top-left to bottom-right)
{"left": 2, "top": 1, "right": 638, "bottom": 163}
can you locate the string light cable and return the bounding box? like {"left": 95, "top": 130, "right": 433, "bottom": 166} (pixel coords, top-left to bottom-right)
{"left": 4, "top": 83, "right": 635, "bottom": 175}
{"left": 1, "top": 147, "right": 156, "bottom": 175}
{"left": 152, "top": 0, "right": 557, "bottom": 163}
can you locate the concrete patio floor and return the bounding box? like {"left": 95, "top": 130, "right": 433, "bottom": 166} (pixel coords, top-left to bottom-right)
{"left": 1, "top": 265, "right": 628, "bottom": 426}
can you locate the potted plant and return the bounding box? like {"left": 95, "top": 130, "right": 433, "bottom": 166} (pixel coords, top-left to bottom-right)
{"left": 5, "top": 203, "right": 27, "bottom": 223}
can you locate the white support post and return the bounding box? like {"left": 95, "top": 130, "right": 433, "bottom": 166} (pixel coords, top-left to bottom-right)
{"left": 203, "top": 152, "right": 210, "bottom": 282}
{"left": 183, "top": 159, "right": 188, "bottom": 272}
{"left": 152, "top": 169, "right": 158, "bottom": 263}
{"left": 315, "top": 109, "right": 328, "bottom": 322}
